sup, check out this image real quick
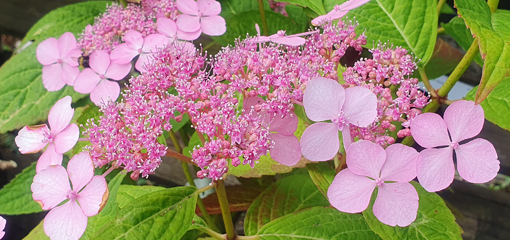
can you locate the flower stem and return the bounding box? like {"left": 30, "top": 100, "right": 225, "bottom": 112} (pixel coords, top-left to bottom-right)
{"left": 199, "top": 227, "right": 225, "bottom": 240}
{"left": 437, "top": 26, "right": 445, "bottom": 35}
{"left": 488, "top": 0, "right": 500, "bottom": 13}
{"left": 168, "top": 129, "right": 182, "bottom": 153}
{"left": 165, "top": 149, "right": 195, "bottom": 164}
{"left": 216, "top": 180, "right": 236, "bottom": 240}
{"left": 437, "top": 0, "right": 446, "bottom": 16}
{"left": 418, "top": 67, "right": 437, "bottom": 98}
{"left": 257, "top": 0, "right": 269, "bottom": 36}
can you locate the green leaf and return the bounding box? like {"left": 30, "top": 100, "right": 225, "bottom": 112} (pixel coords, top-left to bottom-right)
{"left": 116, "top": 185, "right": 166, "bottom": 209}
{"left": 442, "top": 17, "right": 484, "bottom": 66}
{"left": 307, "top": 162, "right": 336, "bottom": 198}
{"left": 84, "top": 172, "right": 127, "bottom": 239}
{"left": 417, "top": 38, "right": 464, "bottom": 80}
{"left": 0, "top": 162, "right": 43, "bottom": 214}
{"left": 0, "top": 2, "right": 109, "bottom": 133}
{"left": 212, "top": 10, "right": 306, "bottom": 46}
{"left": 169, "top": 113, "right": 190, "bottom": 132}
{"left": 189, "top": 215, "right": 208, "bottom": 230}
{"left": 275, "top": 0, "right": 327, "bottom": 15}
{"left": 363, "top": 182, "right": 463, "bottom": 240}
{"left": 256, "top": 207, "right": 381, "bottom": 239}
{"left": 465, "top": 77, "right": 510, "bottom": 131}
{"left": 324, "top": 0, "right": 438, "bottom": 67}
{"left": 244, "top": 174, "right": 330, "bottom": 235}
{"left": 219, "top": 0, "right": 271, "bottom": 21}
{"left": 285, "top": 4, "right": 310, "bottom": 32}
{"left": 23, "top": 220, "right": 50, "bottom": 240}
{"left": 77, "top": 104, "right": 102, "bottom": 126}
{"left": 90, "top": 186, "right": 198, "bottom": 240}
{"left": 454, "top": 0, "right": 510, "bottom": 102}
{"left": 440, "top": 3, "right": 455, "bottom": 14}
{"left": 227, "top": 117, "right": 309, "bottom": 178}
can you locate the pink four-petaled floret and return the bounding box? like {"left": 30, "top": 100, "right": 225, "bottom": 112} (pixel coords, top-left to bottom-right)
{"left": 175, "top": 0, "right": 226, "bottom": 39}
{"left": 311, "top": 0, "right": 371, "bottom": 26}
{"left": 110, "top": 30, "right": 167, "bottom": 72}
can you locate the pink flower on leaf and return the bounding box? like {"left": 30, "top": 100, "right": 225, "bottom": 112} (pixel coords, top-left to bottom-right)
{"left": 15, "top": 96, "right": 79, "bottom": 173}
{"left": 312, "top": 0, "right": 371, "bottom": 26}
{"left": 176, "top": 0, "right": 226, "bottom": 39}
{"left": 243, "top": 97, "right": 301, "bottom": 166}
{"left": 410, "top": 100, "right": 500, "bottom": 192}
{"left": 110, "top": 30, "right": 167, "bottom": 72}
{"left": 36, "top": 32, "right": 82, "bottom": 91}
{"left": 328, "top": 140, "right": 419, "bottom": 227}
{"left": 74, "top": 50, "right": 131, "bottom": 105}
{"left": 31, "top": 151, "right": 108, "bottom": 240}
{"left": 300, "top": 77, "right": 377, "bottom": 161}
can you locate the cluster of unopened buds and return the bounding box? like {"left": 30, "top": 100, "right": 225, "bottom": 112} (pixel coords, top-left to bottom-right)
{"left": 10, "top": 0, "right": 502, "bottom": 239}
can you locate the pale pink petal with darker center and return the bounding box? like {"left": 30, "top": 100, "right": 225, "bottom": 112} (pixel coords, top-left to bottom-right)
{"left": 123, "top": 30, "right": 144, "bottom": 50}
{"left": 36, "top": 38, "right": 59, "bottom": 65}
{"left": 176, "top": 14, "right": 201, "bottom": 33}
{"left": 43, "top": 201, "right": 88, "bottom": 240}
{"left": 380, "top": 144, "right": 418, "bottom": 182}
{"left": 36, "top": 143, "right": 63, "bottom": 173}
{"left": 444, "top": 100, "right": 484, "bottom": 143}
{"left": 90, "top": 80, "right": 120, "bottom": 105}
{"left": 53, "top": 124, "right": 79, "bottom": 153}
{"left": 411, "top": 113, "right": 451, "bottom": 148}
{"left": 270, "top": 133, "right": 301, "bottom": 166}
{"left": 42, "top": 64, "right": 66, "bottom": 91}
{"left": 328, "top": 169, "right": 376, "bottom": 213}
{"left": 177, "top": 0, "right": 199, "bottom": 15}
{"left": 31, "top": 164, "right": 69, "bottom": 210}
{"left": 456, "top": 138, "right": 499, "bottom": 184}
{"left": 77, "top": 176, "right": 108, "bottom": 216}
{"left": 300, "top": 122, "right": 339, "bottom": 162}
{"left": 198, "top": 0, "right": 221, "bottom": 15}
{"left": 67, "top": 152, "right": 94, "bottom": 192}
{"left": 89, "top": 50, "right": 110, "bottom": 74}
{"left": 61, "top": 63, "right": 80, "bottom": 86}
{"left": 15, "top": 125, "right": 49, "bottom": 154}
{"left": 48, "top": 96, "right": 74, "bottom": 134}
{"left": 373, "top": 182, "right": 418, "bottom": 227}
{"left": 417, "top": 147, "right": 455, "bottom": 192}
{"left": 74, "top": 68, "right": 101, "bottom": 94}
{"left": 346, "top": 140, "right": 385, "bottom": 179}
{"left": 303, "top": 77, "right": 345, "bottom": 122}
{"left": 343, "top": 86, "right": 378, "bottom": 127}
{"left": 270, "top": 113, "right": 298, "bottom": 135}
{"left": 110, "top": 44, "right": 139, "bottom": 64}
{"left": 57, "top": 32, "right": 77, "bottom": 59}
{"left": 62, "top": 48, "right": 81, "bottom": 67}
{"left": 201, "top": 16, "right": 226, "bottom": 36}
{"left": 105, "top": 61, "right": 131, "bottom": 80}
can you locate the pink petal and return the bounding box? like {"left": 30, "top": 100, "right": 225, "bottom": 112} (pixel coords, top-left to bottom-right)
{"left": 141, "top": 34, "right": 168, "bottom": 53}
{"left": 271, "top": 36, "right": 306, "bottom": 46}
{"left": 444, "top": 100, "right": 484, "bottom": 143}
{"left": 270, "top": 113, "right": 298, "bottom": 135}
{"left": 327, "top": 169, "right": 376, "bottom": 213}
{"left": 57, "top": 32, "right": 77, "bottom": 59}
{"left": 89, "top": 50, "right": 110, "bottom": 75}
{"left": 243, "top": 96, "right": 270, "bottom": 126}
{"left": 270, "top": 133, "right": 301, "bottom": 166}
{"left": 0, "top": 216, "right": 5, "bottom": 239}
{"left": 135, "top": 54, "right": 151, "bottom": 73}
{"left": 252, "top": 36, "right": 271, "bottom": 44}
{"left": 61, "top": 63, "right": 80, "bottom": 86}
{"left": 77, "top": 175, "right": 108, "bottom": 216}
{"left": 416, "top": 147, "right": 455, "bottom": 192}
{"left": 177, "top": 15, "right": 201, "bottom": 33}
{"left": 456, "top": 138, "right": 499, "bottom": 184}
{"left": 42, "top": 64, "right": 66, "bottom": 91}
{"left": 36, "top": 143, "right": 63, "bottom": 173}
{"left": 346, "top": 140, "right": 385, "bottom": 179}
{"left": 157, "top": 17, "right": 177, "bottom": 38}
{"left": 62, "top": 48, "right": 82, "bottom": 67}
{"left": 410, "top": 113, "right": 451, "bottom": 148}
{"left": 343, "top": 86, "right": 378, "bottom": 127}
{"left": 300, "top": 122, "right": 339, "bottom": 162}
{"left": 53, "top": 124, "right": 79, "bottom": 153}
{"left": 303, "top": 77, "right": 345, "bottom": 122}
{"left": 341, "top": 125, "right": 353, "bottom": 149}
{"left": 177, "top": 0, "right": 199, "bottom": 15}
{"left": 311, "top": 10, "right": 348, "bottom": 26}
{"left": 73, "top": 68, "right": 101, "bottom": 94}
{"left": 48, "top": 96, "right": 74, "bottom": 134}
{"left": 44, "top": 201, "right": 88, "bottom": 240}
{"left": 201, "top": 16, "right": 226, "bottom": 36}
{"left": 90, "top": 80, "right": 120, "bottom": 105}
{"left": 105, "top": 61, "right": 131, "bottom": 80}
{"left": 380, "top": 144, "right": 418, "bottom": 182}
{"left": 340, "top": 0, "right": 371, "bottom": 11}
{"left": 123, "top": 30, "right": 144, "bottom": 51}
{"left": 177, "top": 29, "right": 202, "bottom": 41}
{"left": 198, "top": 0, "right": 221, "bottom": 15}
{"left": 67, "top": 152, "right": 94, "bottom": 192}
{"left": 36, "top": 37, "right": 59, "bottom": 65}
{"left": 15, "top": 124, "right": 49, "bottom": 154}
{"left": 31, "top": 164, "right": 69, "bottom": 210}
{"left": 373, "top": 182, "right": 419, "bottom": 227}
{"left": 110, "top": 44, "right": 139, "bottom": 64}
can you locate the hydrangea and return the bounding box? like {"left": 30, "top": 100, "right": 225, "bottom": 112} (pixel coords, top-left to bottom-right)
{"left": 110, "top": 30, "right": 167, "bottom": 72}
{"left": 311, "top": 0, "right": 371, "bottom": 26}
{"left": 175, "top": 0, "right": 226, "bottom": 39}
